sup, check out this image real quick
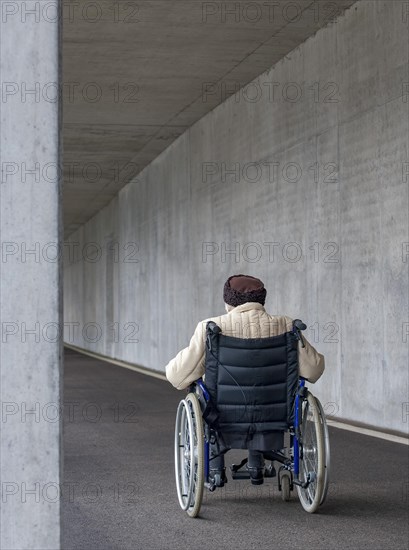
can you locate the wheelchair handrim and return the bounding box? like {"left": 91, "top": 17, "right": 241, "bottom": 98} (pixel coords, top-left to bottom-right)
{"left": 174, "top": 399, "right": 195, "bottom": 511}
{"left": 296, "top": 393, "right": 325, "bottom": 512}
{"left": 315, "top": 397, "right": 330, "bottom": 505}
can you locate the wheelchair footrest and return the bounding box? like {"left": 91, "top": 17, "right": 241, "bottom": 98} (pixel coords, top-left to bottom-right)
{"left": 230, "top": 458, "right": 249, "bottom": 480}
{"left": 230, "top": 470, "right": 251, "bottom": 480}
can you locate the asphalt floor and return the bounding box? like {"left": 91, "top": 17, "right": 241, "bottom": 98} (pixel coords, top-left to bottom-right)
{"left": 62, "top": 347, "right": 409, "bottom": 550}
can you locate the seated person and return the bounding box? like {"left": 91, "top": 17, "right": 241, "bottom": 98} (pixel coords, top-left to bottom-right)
{"left": 165, "top": 274, "right": 325, "bottom": 485}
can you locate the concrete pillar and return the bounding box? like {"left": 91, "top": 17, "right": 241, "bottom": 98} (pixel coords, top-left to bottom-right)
{"left": 0, "top": 2, "right": 62, "bottom": 548}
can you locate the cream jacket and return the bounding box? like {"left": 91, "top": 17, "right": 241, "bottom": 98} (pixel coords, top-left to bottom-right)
{"left": 166, "top": 302, "right": 325, "bottom": 390}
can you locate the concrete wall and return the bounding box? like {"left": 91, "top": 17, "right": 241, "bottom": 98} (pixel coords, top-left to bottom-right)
{"left": 64, "top": 0, "right": 409, "bottom": 433}
{"left": 0, "top": 3, "right": 62, "bottom": 549}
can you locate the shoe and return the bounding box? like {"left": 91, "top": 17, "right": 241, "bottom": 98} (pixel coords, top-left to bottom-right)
{"left": 209, "top": 468, "right": 227, "bottom": 487}
{"left": 247, "top": 466, "right": 264, "bottom": 485}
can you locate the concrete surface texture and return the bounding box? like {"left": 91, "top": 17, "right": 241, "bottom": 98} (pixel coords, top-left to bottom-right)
{"left": 62, "top": 0, "right": 356, "bottom": 235}
{"left": 0, "top": 6, "right": 62, "bottom": 550}
{"left": 62, "top": 348, "right": 409, "bottom": 550}
{"left": 64, "top": 0, "right": 409, "bottom": 433}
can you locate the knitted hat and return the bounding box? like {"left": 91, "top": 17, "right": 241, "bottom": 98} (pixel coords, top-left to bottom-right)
{"left": 223, "top": 274, "right": 266, "bottom": 307}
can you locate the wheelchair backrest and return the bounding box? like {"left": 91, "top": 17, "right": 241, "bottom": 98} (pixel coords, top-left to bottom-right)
{"left": 204, "top": 321, "right": 299, "bottom": 441}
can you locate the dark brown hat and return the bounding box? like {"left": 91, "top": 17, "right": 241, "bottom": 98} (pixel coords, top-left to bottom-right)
{"left": 223, "top": 274, "right": 267, "bottom": 307}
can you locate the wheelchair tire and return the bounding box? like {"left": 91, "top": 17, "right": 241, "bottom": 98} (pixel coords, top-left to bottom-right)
{"left": 174, "top": 393, "right": 204, "bottom": 517}
{"left": 315, "top": 397, "right": 330, "bottom": 505}
{"left": 296, "top": 392, "right": 325, "bottom": 513}
{"left": 281, "top": 473, "right": 291, "bottom": 502}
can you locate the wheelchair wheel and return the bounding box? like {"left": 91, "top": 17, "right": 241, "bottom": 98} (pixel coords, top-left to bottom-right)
{"left": 174, "top": 393, "right": 204, "bottom": 517}
{"left": 315, "top": 397, "right": 330, "bottom": 505}
{"left": 296, "top": 392, "right": 325, "bottom": 513}
{"left": 281, "top": 473, "right": 291, "bottom": 502}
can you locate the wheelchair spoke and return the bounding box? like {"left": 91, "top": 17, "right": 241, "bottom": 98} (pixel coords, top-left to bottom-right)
{"left": 301, "top": 419, "right": 318, "bottom": 503}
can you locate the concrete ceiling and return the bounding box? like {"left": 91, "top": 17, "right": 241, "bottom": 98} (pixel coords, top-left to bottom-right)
{"left": 63, "top": 0, "right": 357, "bottom": 235}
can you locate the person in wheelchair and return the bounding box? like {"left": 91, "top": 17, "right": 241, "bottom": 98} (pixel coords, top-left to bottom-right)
{"left": 166, "top": 274, "right": 325, "bottom": 487}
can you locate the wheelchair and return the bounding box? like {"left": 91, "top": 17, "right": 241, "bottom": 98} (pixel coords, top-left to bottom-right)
{"left": 174, "top": 319, "right": 330, "bottom": 517}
